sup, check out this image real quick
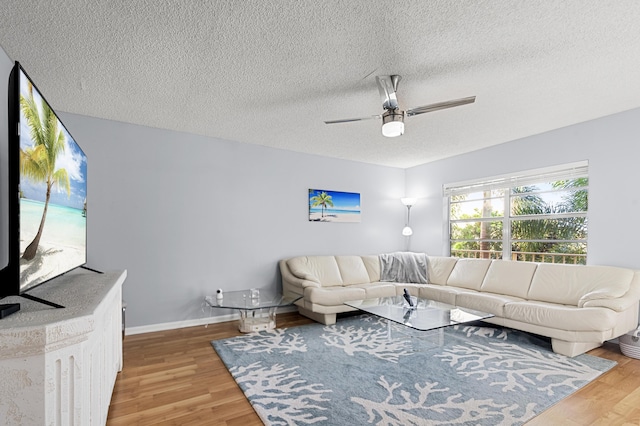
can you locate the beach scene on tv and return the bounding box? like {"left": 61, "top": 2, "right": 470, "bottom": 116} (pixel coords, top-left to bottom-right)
{"left": 309, "top": 189, "right": 361, "bottom": 223}
{"left": 18, "top": 70, "right": 87, "bottom": 291}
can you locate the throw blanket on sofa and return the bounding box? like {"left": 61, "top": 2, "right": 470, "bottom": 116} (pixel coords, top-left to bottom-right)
{"left": 379, "top": 252, "right": 428, "bottom": 284}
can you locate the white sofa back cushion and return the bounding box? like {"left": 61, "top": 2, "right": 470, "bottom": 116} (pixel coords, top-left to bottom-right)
{"left": 447, "top": 258, "right": 492, "bottom": 290}
{"left": 528, "top": 263, "right": 634, "bottom": 306}
{"left": 427, "top": 256, "right": 458, "bottom": 285}
{"left": 287, "top": 256, "right": 343, "bottom": 286}
{"left": 481, "top": 260, "right": 537, "bottom": 298}
{"left": 361, "top": 255, "right": 381, "bottom": 282}
{"left": 335, "top": 256, "right": 372, "bottom": 285}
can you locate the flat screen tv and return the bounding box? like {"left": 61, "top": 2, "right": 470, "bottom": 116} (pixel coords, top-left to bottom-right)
{"left": 0, "top": 61, "right": 88, "bottom": 307}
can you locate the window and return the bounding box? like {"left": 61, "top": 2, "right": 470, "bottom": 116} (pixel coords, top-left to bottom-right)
{"left": 445, "top": 162, "right": 588, "bottom": 264}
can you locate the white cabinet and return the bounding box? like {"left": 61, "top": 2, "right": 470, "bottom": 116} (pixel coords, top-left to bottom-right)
{"left": 0, "top": 270, "right": 126, "bottom": 425}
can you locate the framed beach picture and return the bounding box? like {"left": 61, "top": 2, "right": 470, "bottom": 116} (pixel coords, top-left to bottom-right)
{"left": 308, "top": 189, "right": 361, "bottom": 223}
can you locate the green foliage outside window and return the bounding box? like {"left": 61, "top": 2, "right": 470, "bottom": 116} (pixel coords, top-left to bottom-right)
{"left": 450, "top": 178, "right": 588, "bottom": 264}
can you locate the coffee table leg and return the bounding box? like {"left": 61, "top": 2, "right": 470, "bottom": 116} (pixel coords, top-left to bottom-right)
{"left": 379, "top": 319, "right": 446, "bottom": 347}
{"left": 268, "top": 306, "right": 278, "bottom": 330}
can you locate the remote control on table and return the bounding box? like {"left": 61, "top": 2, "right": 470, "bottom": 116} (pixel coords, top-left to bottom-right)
{"left": 403, "top": 288, "right": 414, "bottom": 307}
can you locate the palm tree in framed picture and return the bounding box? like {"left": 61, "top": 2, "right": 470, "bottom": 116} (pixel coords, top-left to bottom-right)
{"left": 310, "top": 191, "right": 334, "bottom": 218}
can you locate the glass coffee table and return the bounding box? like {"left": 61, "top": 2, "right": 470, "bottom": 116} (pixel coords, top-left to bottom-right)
{"left": 205, "top": 289, "right": 301, "bottom": 333}
{"left": 344, "top": 295, "right": 493, "bottom": 333}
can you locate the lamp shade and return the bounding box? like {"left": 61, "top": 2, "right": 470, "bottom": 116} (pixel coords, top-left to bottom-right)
{"left": 400, "top": 197, "right": 417, "bottom": 206}
{"left": 402, "top": 226, "right": 413, "bottom": 236}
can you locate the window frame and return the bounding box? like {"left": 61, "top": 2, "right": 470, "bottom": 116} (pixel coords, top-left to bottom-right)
{"left": 443, "top": 161, "right": 589, "bottom": 263}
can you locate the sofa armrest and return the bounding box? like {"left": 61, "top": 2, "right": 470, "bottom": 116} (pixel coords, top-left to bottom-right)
{"left": 580, "top": 271, "right": 640, "bottom": 311}
{"left": 279, "top": 259, "right": 321, "bottom": 299}
{"left": 285, "top": 274, "right": 321, "bottom": 290}
{"left": 580, "top": 291, "right": 640, "bottom": 312}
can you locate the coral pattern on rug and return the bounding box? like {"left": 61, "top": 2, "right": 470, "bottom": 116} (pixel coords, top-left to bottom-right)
{"left": 212, "top": 315, "right": 615, "bottom": 425}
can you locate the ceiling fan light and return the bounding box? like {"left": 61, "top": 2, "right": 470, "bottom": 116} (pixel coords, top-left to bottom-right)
{"left": 381, "top": 109, "right": 405, "bottom": 137}
{"left": 382, "top": 121, "right": 404, "bottom": 137}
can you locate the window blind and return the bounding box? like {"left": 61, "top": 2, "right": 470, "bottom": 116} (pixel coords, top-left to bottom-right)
{"left": 444, "top": 161, "right": 588, "bottom": 197}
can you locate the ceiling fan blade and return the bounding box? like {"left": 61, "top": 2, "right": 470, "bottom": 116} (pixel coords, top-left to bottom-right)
{"left": 324, "top": 115, "right": 381, "bottom": 125}
{"left": 406, "top": 96, "right": 476, "bottom": 117}
{"left": 376, "top": 75, "right": 400, "bottom": 110}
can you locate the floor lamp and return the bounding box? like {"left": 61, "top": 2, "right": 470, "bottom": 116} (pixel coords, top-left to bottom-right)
{"left": 401, "top": 198, "right": 417, "bottom": 250}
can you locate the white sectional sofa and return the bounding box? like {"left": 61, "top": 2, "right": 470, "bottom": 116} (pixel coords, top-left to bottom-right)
{"left": 280, "top": 254, "right": 640, "bottom": 357}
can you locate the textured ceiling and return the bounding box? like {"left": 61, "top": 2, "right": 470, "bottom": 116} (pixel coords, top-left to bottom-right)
{"left": 1, "top": 1, "right": 640, "bottom": 168}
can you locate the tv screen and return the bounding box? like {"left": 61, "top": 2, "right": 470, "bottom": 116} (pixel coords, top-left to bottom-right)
{"left": 1, "top": 62, "right": 87, "bottom": 297}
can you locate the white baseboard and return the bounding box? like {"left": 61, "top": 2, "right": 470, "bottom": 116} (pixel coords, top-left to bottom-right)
{"left": 125, "top": 305, "right": 298, "bottom": 336}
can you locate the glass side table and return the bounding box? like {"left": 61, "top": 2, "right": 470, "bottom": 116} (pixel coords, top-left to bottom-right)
{"left": 205, "top": 289, "right": 301, "bottom": 333}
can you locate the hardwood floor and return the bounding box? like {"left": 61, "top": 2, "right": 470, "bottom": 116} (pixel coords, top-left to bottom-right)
{"left": 107, "top": 313, "right": 640, "bottom": 425}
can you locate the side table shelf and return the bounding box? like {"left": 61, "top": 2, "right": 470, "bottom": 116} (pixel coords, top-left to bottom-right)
{"left": 238, "top": 308, "right": 277, "bottom": 333}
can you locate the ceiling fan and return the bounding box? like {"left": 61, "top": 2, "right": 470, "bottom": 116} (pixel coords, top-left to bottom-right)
{"left": 324, "top": 75, "right": 476, "bottom": 137}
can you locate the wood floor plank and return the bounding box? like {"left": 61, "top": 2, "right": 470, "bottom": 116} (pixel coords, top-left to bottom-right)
{"left": 106, "top": 312, "right": 640, "bottom": 425}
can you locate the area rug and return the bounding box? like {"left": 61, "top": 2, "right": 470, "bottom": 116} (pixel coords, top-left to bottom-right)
{"left": 211, "top": 314, "right": 615, "bottom": 425}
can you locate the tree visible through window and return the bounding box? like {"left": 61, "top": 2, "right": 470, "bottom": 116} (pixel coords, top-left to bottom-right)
{"left": 445, "top": 163, "right": 588, "bottom": 264}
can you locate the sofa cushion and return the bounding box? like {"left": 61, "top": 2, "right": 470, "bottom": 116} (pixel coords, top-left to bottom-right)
{"left": 348, "top": 282, "right": 396, "bottom": 299}
{"left": 427, "top": 256, "right": 458, "bottom": 285}
{"left": 504, "top": 300, "right": 617, "bottom": 331}
{"left": 456, "top": 291, "right": 524, "bottom": 316}
{"left": 287, "top": 256, "right": 343, "bottom": 286}
{"left": 418, "top": 285, "right": 460, "bottom": 305}
{"left": 480, "top": 260, "right": 537, "bottom": 299}
{"left": 447, "top": 258, "right": 492, "bottom": 290}
{"left": 527, "top": 263, "right": 634, "bottom": 306}
{"left": 305, "top": 285, "right": 366, "bottom": 305}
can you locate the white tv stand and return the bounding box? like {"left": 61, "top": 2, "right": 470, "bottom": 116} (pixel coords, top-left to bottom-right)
{"left": 0, "top": 269, "right": 126, "bottom": 425}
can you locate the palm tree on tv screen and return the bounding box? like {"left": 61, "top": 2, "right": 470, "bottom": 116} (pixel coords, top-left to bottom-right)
{"left": 19, "top": 81, "right": 70, "bottom": 261}
{"left": 310, "top": 191, "right": 334, "bottom": 218}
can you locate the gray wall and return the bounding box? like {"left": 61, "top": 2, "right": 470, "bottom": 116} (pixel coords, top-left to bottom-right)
{"left": 59, "top": 113, "right": 406, "bottom": 327}
{"left": 0, "top": 48, "right": 407, "bottom": 328}
{"left": 405, "top": 107, "right": 640, "bottom": 270}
